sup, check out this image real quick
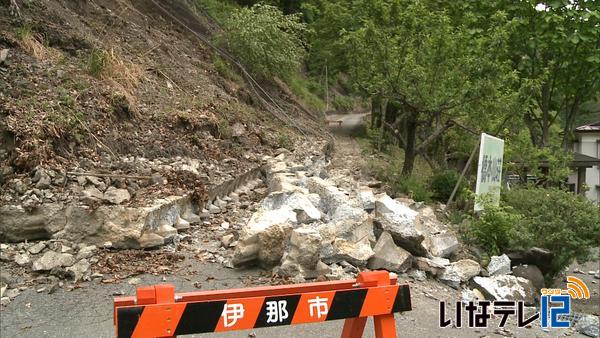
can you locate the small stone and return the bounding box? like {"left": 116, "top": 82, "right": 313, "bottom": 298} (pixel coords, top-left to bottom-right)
{"left": 220, "top": 222, "right": 230, "bottom": 230}
{"left": 103, "top": 187, "right": 131, "bottom": 205}
{"left": 61, "top": 245, "right": 73, "bottom": 254}
{"left": 207, "top": 204, "right": 221, "bottom": 214}
{"left": 32, "top": 251, "right": 75, "bottom": 271}
{"left": 221, "top": 234, "right": 235, "bottom": 247}
{"left": 174, "top": 216, "right": 191, "bottom": 230}
{"left": 66, "top": 259, "right": 90, "bottom": 282}
{"left": 409, "top": 269, "right": 426, "bottom": 281}
{"left": 14, "top": 253, "right": 30, "bottom": 266}
{"left": 487, "top": 254, "right": 511, "bottom": 276}
{"left": 138, "top": 232, "right": 164, "bottom": 248}
{"left": 27, "top": 242, "right": 46, "bottom": 255}
{"left": 128, "top": 277, "right": 142, "bottom": 285}
{"left": 76, "top": 245, "right": 97, "bottom": 260}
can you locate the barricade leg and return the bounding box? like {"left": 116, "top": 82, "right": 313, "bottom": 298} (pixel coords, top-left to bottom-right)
{"left": 340, "top": 317, "right": 367, "bottom": 338}
{"left": 373, "top": 313, "right": 397, "bottom": 338}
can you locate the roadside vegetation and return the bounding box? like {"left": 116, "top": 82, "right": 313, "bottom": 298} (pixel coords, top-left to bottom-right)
{"left": 194, "top": 0, "right": 600, "bottom": 278}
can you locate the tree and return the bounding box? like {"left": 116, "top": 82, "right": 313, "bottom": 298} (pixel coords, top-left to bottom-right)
{"left": 509, "top": 0, "right": 600, "bottom": 147}
{"left": 221, "top": 4, "right": 307, "bottom": 80}
{"left": 326, "top": 0, "right": 518, "bottom": 175}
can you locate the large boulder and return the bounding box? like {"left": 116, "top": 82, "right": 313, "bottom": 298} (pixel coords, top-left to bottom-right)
{"left": 512, "top": 264, "right": 545, "bottom": 291}
{"left": 368, "top": 232, "right": 412, "bottom": 273}
{"left": 262, "top": 191, "right": 321, "bottom": 224}
{"left": 439, "top": 259, "right": 481, "bottom": 289}
{"left": 0, "top": 204, "right": 66, "bottom": 242}
{"left": 32, "top": 251, "right": 75, "bottom": 271}
{"left": 472, "top": 275, "right": 537, "bottom": 305}
{"left": 507, "top": 247, "right": 554, "bottom": 275}
{"left": 487, "top": 254, "right": 511, "bottom": 276}
{"left": 321, "top": 237, "right": 374, "bottom": 268}
{"left": 424, "top": 233, "right": 459, "bottom": 258}
{"left": 232, "top": 207, "right": 296, "bottom": 266}
{"left": 414, "top": 256, "right": 450, "bottom": 276}
{"left": 279, "top": 227, "right": 324, "bottom": 278}
{"left": 374, "top": 194, "right": 425, "bottom": 256}
{"left": 575, "top": 315, "right": 600, "bottom": 338}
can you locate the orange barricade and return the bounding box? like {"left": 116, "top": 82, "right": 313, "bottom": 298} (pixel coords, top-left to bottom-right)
{"left": 113, "top": 270, "right": 411, "bottom": 338}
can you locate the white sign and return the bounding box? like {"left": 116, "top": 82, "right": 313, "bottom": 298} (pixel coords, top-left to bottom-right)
{"left": 475, "top": 133, "right": 505, "bottom": 211}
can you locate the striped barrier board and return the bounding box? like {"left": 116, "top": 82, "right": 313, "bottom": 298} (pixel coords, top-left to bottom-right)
{"left": 114, "top": 271, "right": 411, "bottom": 338}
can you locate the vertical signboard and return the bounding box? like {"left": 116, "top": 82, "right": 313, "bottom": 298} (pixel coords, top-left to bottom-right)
{"left": 475, "top": 133, "right": 504, "bottom": 211}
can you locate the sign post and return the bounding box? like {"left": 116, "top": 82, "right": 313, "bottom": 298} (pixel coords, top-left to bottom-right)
{"left": 474, "top": 133, "right": 504, "bottom": 211}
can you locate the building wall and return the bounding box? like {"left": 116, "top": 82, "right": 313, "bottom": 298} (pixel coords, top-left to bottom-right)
{"left": 574, "top": 132, "right": 600, "bottom": 203}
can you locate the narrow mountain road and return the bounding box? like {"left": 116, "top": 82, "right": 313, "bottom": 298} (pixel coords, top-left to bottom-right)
{"left": 0, "top": 113, "right": 585, "bottom": 338}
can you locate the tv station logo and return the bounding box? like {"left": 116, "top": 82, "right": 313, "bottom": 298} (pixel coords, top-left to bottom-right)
{"left": 439, "top": 276, "right": 591, "bottom": 330}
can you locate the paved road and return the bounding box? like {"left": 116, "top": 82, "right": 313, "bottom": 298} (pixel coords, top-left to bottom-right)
{"left": 0, "top": 262, "right": 583, "bottom": 337}
{"left": 326, "top": 113, "right": 369, "bottom": 137}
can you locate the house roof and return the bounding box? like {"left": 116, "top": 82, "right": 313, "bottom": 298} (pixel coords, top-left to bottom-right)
{"left": 575, "top": 121, "right": 600, "bottom": 133}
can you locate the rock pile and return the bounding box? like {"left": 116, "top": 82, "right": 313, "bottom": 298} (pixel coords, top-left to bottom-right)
{"left": 0, "top": 240, "right": 98, "bottom": 306}
{"left": 231, "top": 153, "right": 473, "bottom": 284}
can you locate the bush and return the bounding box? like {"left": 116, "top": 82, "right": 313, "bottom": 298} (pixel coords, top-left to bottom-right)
{"left": 397, "top": 176, "right": 432, "bottom": 202}
{"left": 87, "top": 49, "right": 108, "bottom": 77}
{"left": 467, "top": 187, "right": 600, "bottom": 277}
{"left": 287, "top": 75, "right": 326, "bottom": 112}
{"left": 331, "top": 95, "right": 355, "bottom": 112}
{"left": 221, "top": 4, "right": 307, "bottom": 80}
{"left": 429, "top": 169, "right": 466, "bottom": 202}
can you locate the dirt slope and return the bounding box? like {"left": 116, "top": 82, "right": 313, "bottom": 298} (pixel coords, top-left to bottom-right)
{"left": 0, "top": 0, "right": 317, "bottom": 175}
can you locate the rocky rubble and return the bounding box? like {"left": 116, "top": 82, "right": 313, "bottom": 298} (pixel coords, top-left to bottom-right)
{"left": 230, "top": 152, "right": 484, "bottom": 286}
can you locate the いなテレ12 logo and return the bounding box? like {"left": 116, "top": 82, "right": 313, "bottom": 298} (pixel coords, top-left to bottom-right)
{"left": 540, "top": 276, "right": 591, "bottom": 329}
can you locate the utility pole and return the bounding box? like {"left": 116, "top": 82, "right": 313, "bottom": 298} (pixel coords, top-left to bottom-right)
{"left": 325, "top": 63, "right": 329, "bottom": 113}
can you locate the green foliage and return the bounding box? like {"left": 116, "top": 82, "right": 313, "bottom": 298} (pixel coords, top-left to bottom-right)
{"left": 220, "top": 4, "right": 307, "bottom": 79}
{"left": 15, "top": 25, "right": 32, "bottom": 40}
{"left": 287, "top": 74, "right": 326, "bottom": 112}
{"left": 505, "top": 128, "right": 573, "bottom": 184}
{"left": 429, "top": 170, "right": 465, "bottom": 202}
{"left": 396, "top": 176, "right": 432, "bottom": 202}
{"left": 467, "top": 187, "right": 600, "bottom": 277}
{"left": 331, "top": 95, "right": 355, "bottom": 112}
{"left": 275, "top": 131, "right": 293, "bottom": 150}
{"left": 213, "top": 55, "right": 242, "bottom": 83}
{"left": 87, "top": 49, "right": 108, "bottom": 77}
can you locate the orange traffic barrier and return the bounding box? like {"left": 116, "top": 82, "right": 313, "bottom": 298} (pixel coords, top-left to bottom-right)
{"left": 113, "top": 270, "right": 411, "bottom": 338}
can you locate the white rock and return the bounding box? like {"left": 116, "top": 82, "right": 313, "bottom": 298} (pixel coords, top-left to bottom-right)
{"left": 14, "top": 253, "right": 30, "bottom": 266}
{"left": 76, "top": 245, "right": 97, "bottom": 260}
{"left": 174, "top": 216, "right": 191, "bottom": 230}
{"left": 575, "top": 314, "right": 599, "bottom": 338}
{"left": 487, "top": 254, "right": 511, "bottom": 276}
{"left": 439, "top": 259, "right": 481, "bottom": 289}
{"left": 472, "top": 275, "right": 536, "bottom": 305}
{"left": 321, "top": 237, "right": 374, "bottom": 268}
{"left": 32, "top": 251, "right": 75, "bottom": 271}
{"left": 414, "top": 257, "right": 450, "bottom": 276}
{"left": 27, "top": 242, "right": 46, "bottom": 255}
{"left": 374, "top": 194, "right": 425, "bottom": 256}
{"left": 279, "top": 227, "right": 323, "bottom": 278}
{"left": 358, "top": 188, "right": 376, "bottom": 211}
{"left": 103, "top": 187, "right": 131, "bottom": 205}
{"left": 66, "top": 259, "right": 90, "bottom": 282}
{"left": 426, "top": 233, "right": 459, "bottom": 258}
{"left": 138, "top": 232, "right": 165, "bottom": 248}
{"left": 368, "top": 232, "right": 412, "bottom": 273}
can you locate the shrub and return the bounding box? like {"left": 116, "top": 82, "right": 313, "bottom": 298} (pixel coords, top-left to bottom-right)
{"left": 221, "top": 4, "right": 307, "bottom": 79}
{"left": 287, "top": 74, "right": 326, "bottom": 112}
{"left": 87, "top": 49, "right": 108, "bottom": 77}
{"left": 331, "top": 96, "right": 355, "bottom": 112}
{"left": 397, "top": 176, "right": 432, "bottom": 202}
{"left": 467, "top": 187, "right": 600, "bottom": 278}
{"left": 429, "top": 169, "right": 465, "bottom": 202}
{"left": 213, "top": 55, "right": 242, "bottom": 83}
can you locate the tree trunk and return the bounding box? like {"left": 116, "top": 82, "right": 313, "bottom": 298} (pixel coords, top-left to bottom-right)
{"left": 401, "top": 113, "right": 418, "bottom": 176}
